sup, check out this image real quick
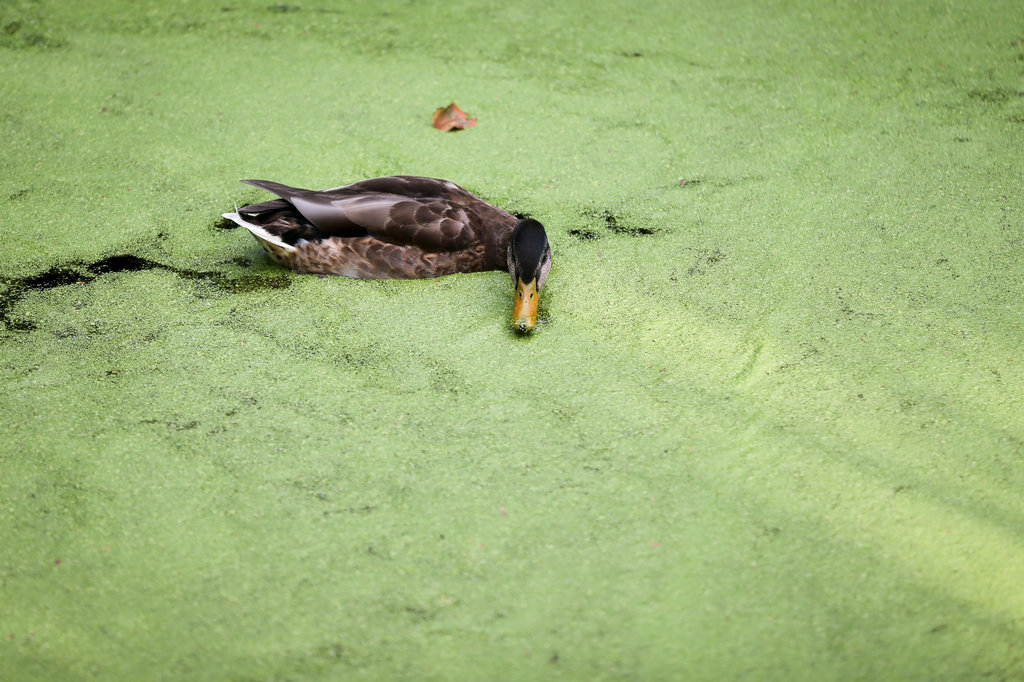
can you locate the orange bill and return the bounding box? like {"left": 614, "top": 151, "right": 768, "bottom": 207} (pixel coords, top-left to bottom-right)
{"left": 512, "top": 277, "right": 539, "bottom": 333}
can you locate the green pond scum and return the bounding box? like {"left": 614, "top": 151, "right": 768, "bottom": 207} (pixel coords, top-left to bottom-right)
{"left": 1, "top": 0, "right": 1023, "bottom": 679}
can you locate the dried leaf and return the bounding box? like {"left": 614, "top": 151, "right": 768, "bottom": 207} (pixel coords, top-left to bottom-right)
{"left": 432, "top": 102, "right": 477, "bottom": 131}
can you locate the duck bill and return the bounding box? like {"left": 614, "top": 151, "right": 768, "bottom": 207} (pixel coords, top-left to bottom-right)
{"left": 511, "top": 277, "right": 539, "bottom": 333}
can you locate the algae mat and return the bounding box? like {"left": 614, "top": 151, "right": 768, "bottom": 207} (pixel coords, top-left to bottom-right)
{"left": 2, "top": 0, "right": 1023, "bottom": 679}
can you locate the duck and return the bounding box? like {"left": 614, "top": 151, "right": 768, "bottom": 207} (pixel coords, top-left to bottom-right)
{"left": 222, "top": 176, "right": 551, "bottom": 333}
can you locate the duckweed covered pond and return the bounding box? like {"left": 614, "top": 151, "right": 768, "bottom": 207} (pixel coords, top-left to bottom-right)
{"left": 2, "top": 0, "right": 1023, "bottom": 679}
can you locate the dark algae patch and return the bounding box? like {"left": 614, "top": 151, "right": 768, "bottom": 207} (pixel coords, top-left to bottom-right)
{"left": 0, "top": 254, "right": 290, "bottom": 332}
{"left": 967, "top": 88, "right": 1024, "bottom": 103}
{"left": 0, "top": 2, "right": 67, "bottom": 50}
{"left": 685, "top": 248, "right": 726, "bottom": 276}
{"left": 580, "top": 206, "right": 658, "bottom": 237}
{"left": 0, "top": 19, "right": 67, "bottom": 49}
{"left": 599, "top": 208, "right": 655, "bottom": 236}
{"left": 567, "top": 228, "right": 601, "bottom": 240}
{"left": 88, "top": 254, "right": 164, "bottom": 275}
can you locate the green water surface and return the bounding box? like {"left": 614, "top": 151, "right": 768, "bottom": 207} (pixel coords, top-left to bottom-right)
{"left": 1, "top": 0, "right": 1022, "bottom": 679}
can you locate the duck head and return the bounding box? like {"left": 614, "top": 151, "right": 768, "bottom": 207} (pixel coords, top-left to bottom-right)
{"left": 507, "top": 219, "right": 552, "bottom": 333}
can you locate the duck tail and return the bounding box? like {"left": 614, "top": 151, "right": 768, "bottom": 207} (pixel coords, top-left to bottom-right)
{"left": 222, "top": 207, "right": 297, "bottom": 262}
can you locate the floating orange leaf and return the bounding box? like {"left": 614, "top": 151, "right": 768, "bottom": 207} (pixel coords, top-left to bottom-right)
{"left": 432, "top": 102, "right": 477, "bottom": 131}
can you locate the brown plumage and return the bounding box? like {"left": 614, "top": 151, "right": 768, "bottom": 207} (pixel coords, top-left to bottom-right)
{"left": 222, "top": 176, "right": 552, "bottom": 331}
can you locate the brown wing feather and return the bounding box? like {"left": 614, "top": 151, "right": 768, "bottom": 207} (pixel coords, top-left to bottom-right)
{"left": 240, "top": 178, "right": 477, "bottom": 252}
{"left": 339, "top": 176, "right": 468, "bottom": 200}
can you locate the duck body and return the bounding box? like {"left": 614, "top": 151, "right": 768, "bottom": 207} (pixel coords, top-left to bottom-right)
{"left": 222, "top": 176, "right": 552, "bottom": 331}
{"left": 223, "top": 176, "right": 520, "bottom": 279}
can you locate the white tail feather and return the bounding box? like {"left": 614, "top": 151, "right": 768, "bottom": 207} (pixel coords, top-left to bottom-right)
{"left": 221, "top": 210, "right": 297, "bottom": 253}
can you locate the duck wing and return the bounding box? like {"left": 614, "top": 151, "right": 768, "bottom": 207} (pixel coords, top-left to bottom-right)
{"left": 240, "top": 178, "right": 477, "bottom": 252}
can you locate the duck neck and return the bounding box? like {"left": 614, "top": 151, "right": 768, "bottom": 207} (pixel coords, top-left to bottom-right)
{"left": 480, "top": 208, "right": 519, "bottom": 271}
